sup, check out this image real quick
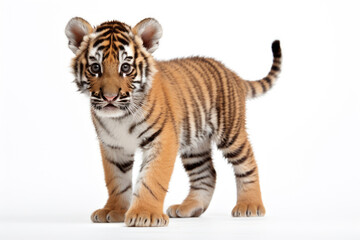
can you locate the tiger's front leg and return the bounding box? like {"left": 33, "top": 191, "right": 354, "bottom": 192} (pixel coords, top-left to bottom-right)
{"left": 125, "top": 126, "right": 179, "bottom": 227}
{"left": 91, "top": 143, "right": 134, "bottom": 223}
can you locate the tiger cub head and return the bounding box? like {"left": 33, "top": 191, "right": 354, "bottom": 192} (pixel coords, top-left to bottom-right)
{"left": 65, "top": 17, "right": 162, "bottom": 117}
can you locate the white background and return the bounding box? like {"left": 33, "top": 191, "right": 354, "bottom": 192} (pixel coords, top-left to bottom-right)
{"left": 0, "top": 0, "right": 359, "bottom": 239}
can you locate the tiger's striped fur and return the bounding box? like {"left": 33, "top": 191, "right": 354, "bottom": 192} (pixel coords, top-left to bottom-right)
{"left": 65, "top": 17, "right": 282, "bottom": 227}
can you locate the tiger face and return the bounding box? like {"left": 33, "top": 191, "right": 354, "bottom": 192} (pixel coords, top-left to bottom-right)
{"left": 65, "top": 17, "right": 162, "bottom": 117}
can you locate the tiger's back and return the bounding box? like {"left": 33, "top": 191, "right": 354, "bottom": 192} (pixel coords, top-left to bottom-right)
{"left": 155, "top": 50, "right": 281, "bottom": 151}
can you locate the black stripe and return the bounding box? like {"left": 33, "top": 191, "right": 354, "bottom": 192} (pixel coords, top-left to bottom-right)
{"left": 183, "top": 156, "right": 211, "bottom": 171}
{"left": 118, "top": 37, "right": 129, "bottom": 46}
{"left": 96, "top": 45, "right": 105, "bottom": 52}
{"left": 264, "top": 77, "right": 272, "bottom": 87}
{"left": 100, "top": 140, "right": 123, "bottom": 150}
{"left": 114, "top": 25, "right": 127, "bottom": 32}
{"left": 209, "top": 167, "right": 216, "bottom": 178}
{"left": 224, "top": 142, "right": 246, "bottom": 159}
{"left": 79, "top": 62, "right": 84, "bottom": 82}
{"left": 249, "top": 82, "right": 256, "bottom": 97}
{"left": 243, "top": 180, "right": 256, "bottom": 184}
{"left": 117, "top": 32, "right": 131, "bottom": 42}
{"left": 271, "top": 40, "right": 281, "bottom": 58}
{"left": 110, "top": 187, "right": 117, "bottom": 196}
{"left": 157, "top": 182, "right": 168, "bottom": 192}
{"left": 108, "top": 159, "right": 134, "bottom": 173}
{"left": 93, "top": 113, "right": 114, "bottom": 137}
{"left": 73, "top": 61, "right": 79, "bottom": 76}
{"left": 117, "top": 184, "right": 132, "bottom": 195}
{"left": 128, "top": 98, "right": 156, "bottom": 133}
{"left": 112, "top": 32, "right": 119, "bottom": 42}
{"left": 138, "top": 62, "right": 143, "bottom": 81}
{"left": 139, "top": 147, "right": 159, "bottom": 172}
{"left": 103, "top": 51, "right": 110, "bottom": 59}
{"left": 142, "top": 182, "right": 158, "bottom": 200}
{"left": 138, "top": 49, "right": 146, "bottom": 68}
{"left": 188, "top": 165, "right": 216, "bottom": 178}
{"left": 112, "top": 42, "right": 119, "bottom": 52}
{"left": 260, "top": 81, "right": 266, "bottom": 93}
{"left": 208, "top": 122, "right": 215, "bottom": 137}
{"left": 95, "top": 22, "right": 128, "bottom": 33}
{"left": 217, "top": 77, "right": 242, "bottom": 150}
{"left": 134, "top": 49, "right": 138, "bottom": 61}
{"left": 190, "top": 175, "right": 211, "bottom": 183}
{"left": 217, "top": 139, "right": 227, "bottom": 149}
{"left": 230, "top": 148, "right": 251, "bottom": 166}
{"left": 139, "top": 119, "right": 165, "bottom": 148}
{"left": 144, "top": 58, "right": 150, "bottom": 78}
{"left": 271, "top": 65, "right": 280, "bottom": 71}
{"left": 201, "top": 182, "right": 215, "bottom": 188}
{"left": 235, "top": 167, "right": 256, "bottom": 178}
{"left": 188, "top": 165, "right": 211, "bottom": 177}
{"left": 99, "top": 29, "right": 113, "bottom": 38}
{"left": 181, "top": 151, "right": 210, "bottom": 159}
{"left": 94, "top": 33, "right": 112, "bottom": 46}
{"left": 95, "top": 25, "right": 112, "bottom": 33}
{"left": 138, "top": 112, "right": 163, "bottom": 138}
{"left": 220, "top": 124, "right": 240, "bottom": 149}
{"left": 190, "top": 186, "right": 208, "bottom": 191}
{"left": 93, "top": 38, "right": 107, "bottom": 49}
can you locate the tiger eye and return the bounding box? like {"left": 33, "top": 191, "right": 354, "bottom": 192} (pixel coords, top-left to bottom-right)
{"left": 121, "top": 63, "right": 131, "bottom": 73}
{"left": 90, "top": 63, "right": 101, "bottom": 74}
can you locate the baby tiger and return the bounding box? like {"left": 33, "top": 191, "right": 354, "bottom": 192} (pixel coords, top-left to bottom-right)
{"left": 65, "top": 17, "right": 282, "bottom": 227}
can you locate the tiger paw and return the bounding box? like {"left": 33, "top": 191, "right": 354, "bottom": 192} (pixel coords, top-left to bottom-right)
{"left": 231, "top": 201, "right": 266, "bottom": 217}
{"left": 91, "top": 208, "right": 126, "bottom": 223}
{"left": 166, "top": 201, "right": 204, "bottom": 218}
{"left": 125, "top": 207, "right": 169, "bottom": 227}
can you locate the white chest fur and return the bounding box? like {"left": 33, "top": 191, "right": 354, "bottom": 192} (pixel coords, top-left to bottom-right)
{"left": 94, "top": 114, "right": 145, "bottom": 154}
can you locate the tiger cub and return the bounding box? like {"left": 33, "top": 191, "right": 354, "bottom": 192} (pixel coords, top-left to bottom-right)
{"left": 65, "top": 17, "right": 281, "bottom": 227}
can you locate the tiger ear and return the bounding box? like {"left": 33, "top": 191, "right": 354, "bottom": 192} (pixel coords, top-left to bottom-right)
{"left": 65, "top": 17, "right": 93, "bottom": 54}
{"left": 133, "top": 18, "right": 162, "bottom": 53}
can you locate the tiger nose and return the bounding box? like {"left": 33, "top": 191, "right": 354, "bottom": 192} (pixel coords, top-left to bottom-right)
{"left": 104, "top": 94, "right": 117, "bottom": 102}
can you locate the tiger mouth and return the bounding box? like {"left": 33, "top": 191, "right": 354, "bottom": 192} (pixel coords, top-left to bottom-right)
{"left": 91, "top": 99, "right": 130, "bottom": 111}
{"left": 100, "top": 102, "right": 130, "bottom": 110}
{"left": 103, "top": 103, "right": 117, "bottom": 109}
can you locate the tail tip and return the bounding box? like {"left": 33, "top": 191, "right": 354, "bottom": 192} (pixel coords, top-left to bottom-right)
{"left": 272, "top": 40, "right": 281, "bottom": 58}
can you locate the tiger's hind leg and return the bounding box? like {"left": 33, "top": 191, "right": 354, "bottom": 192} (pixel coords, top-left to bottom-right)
{"left": 167, "top": 140, "right": 216, "bottom": 218}
{"left": 219, "top": 132, "right": 266, "bottom": 217}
